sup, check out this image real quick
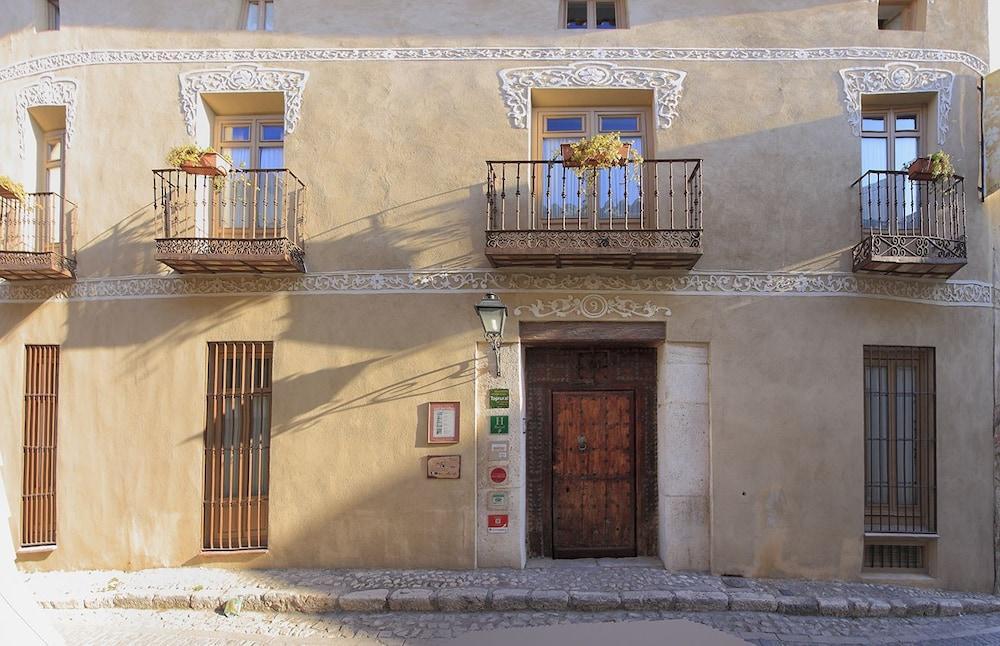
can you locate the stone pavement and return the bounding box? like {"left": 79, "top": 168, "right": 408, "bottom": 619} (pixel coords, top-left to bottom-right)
{"left": 45, "top": 607, "right": 1000, "bottom": 645}
{"left": 23, "top": 561, "right": 1000, "bottom": 621}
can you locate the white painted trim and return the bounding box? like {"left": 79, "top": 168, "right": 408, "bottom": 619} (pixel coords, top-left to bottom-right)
{"left": 178, "top": 64, "right": 308, "bottom": 136}
{"left": 0, "top": 47, "right": 987, "bottom": 85}
{"left": 16, "top": 74, "right": 78, "bottom": 158}
{"left": 840, "top": 63, "right": 955, "bottom": 144}
{"left": 0, "top": 269, "right": 991, "bottom": 308}
{"left": 498, "top": 62, "right": 686, "bottom": 129}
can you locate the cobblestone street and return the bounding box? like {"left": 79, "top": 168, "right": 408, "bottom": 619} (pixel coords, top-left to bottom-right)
{"left": 47, "top": 607, "right": 1000, "bottom": 645}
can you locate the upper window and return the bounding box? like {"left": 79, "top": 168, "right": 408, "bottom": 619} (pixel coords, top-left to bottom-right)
{"left": 45, "top": 0, "right": 60, "bottom": 31}
{"left": 243, "top": 0, "right": 274, "bottom": 31}
{"left": 877, "top": 0, "right": 926, "bottom": 31}
{"left": 562, "top": 0, "right": 625, "bottom": 29}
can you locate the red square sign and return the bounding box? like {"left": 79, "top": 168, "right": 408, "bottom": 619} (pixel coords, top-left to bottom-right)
{"left": 487, "top": 514, "right": 509, "bottom": 532}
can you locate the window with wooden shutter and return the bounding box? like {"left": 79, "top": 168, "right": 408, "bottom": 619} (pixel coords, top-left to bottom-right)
{"left": 21, "top": 345, "right": 59, "bottom": 549}
{"left": 203, "top": 341, "right": 273, "bottom": 551}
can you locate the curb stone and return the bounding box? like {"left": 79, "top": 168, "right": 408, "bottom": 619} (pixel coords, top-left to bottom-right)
{"left": 621, "top": 590, "right": 675, "bottom": 611}
{"left": 490, "top": 589, "right": 530, "bottom": 611}
{"left": 152, "top": 593, "right": 192, "bottom": 610}
{"left": 675, "top": 591, "right": 728, "bottom": 611}
{"left": 435, "top": 588, "right": 488, "bottom": 612}
{"left": 568, "top": 591, "right": 620, "bottom": 611}
{"left": 937, "top": 599, "right": 963, "bottom": 616}
{"left": 778, "top": 596, "right": 820, "bottom": 616}
{"left": 529, "top": 590, "right": 569, "bottom": 611}
{"left": 189, "top": 590, "right": 224, "bottom": 611}
{"left": 339, "top": 589, "right": 388, "bottom": 612}
{"left": 729, "top": 593, "right": 778, "bottom": 613}
{"left": 389, "top": 589, "right": 434, "bottom": 612}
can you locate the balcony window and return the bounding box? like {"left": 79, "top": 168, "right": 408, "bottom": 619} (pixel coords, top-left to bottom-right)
{"left": 45, "top": 0, "right": 60, "bottom": 31}
{"left": 860, "top": 107, "right": 922, "bottom": 230}
{"left": 243, "top": 0, "right": 274, "bottom": 31}
{"left": 562, "top": 0, "right": 624, "bottom": 29}
{"left": 877, "top": 0, "right": 925, "bottom": 31}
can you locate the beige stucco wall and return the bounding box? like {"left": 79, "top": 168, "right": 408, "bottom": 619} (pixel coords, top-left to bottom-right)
{"left": 0, "top": 0, "right": 994, "bottom": 592}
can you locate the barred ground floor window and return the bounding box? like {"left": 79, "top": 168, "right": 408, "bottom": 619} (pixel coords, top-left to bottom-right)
{"left": 863, "top": 345, "right": 936, "bottom": 571}
{"left": 203, "top": 341, "right": 273, "bottom": 551}
{"left": 21, "top": 345, "right": 59, "bottom": 549}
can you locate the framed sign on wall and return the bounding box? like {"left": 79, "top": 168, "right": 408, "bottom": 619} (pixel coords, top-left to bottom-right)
{"left": 427, "top": 401, "right": 460, "bottom": 444}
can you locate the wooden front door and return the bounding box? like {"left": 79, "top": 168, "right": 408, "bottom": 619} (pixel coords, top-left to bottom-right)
{"left": 552, "top": 390, "right": 636, "bottom": 558}
{"left": 525, "top": 346, "right": 657, "bottom": 559}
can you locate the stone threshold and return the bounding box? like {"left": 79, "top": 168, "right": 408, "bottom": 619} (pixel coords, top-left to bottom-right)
{"left": 36, "top": 587, "right": 1000, "bottom": 618}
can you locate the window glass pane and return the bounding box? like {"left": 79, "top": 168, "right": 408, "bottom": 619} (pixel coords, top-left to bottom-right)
{"left": 596, "top": 136, "right": 642, "bottom": 220}
{"left": 861, "top": 137, "right": 888, "bottom": 173}
{"left": 862, "top": 116, "right": 886, "bottom": 133}
{"left": 566, "top": 1, "right": 587, "bottom": 28}
{"left": 260, "top": 124, "right": 284, "bottom": 141}
{"left": 223, "top": 147, "right": 252, "bottom": 169}
{"left": 258, "top": 147, "right": 284, "bottom": 169}
{"left": 264, "top": 0, "right": 274, "bottom": 31}
{"left": 895, "top": 115, "right": 918, "bottom": 131}
{"left": 546, "top": 117, "right": 584, "bottom": 132}
{"left": 596, "top": 2, "right": 617, "bottom": 28}
{"left": 225, "top": 125, "right": 252, "bottom": 142}
{"left": 245, "top": 1, "right": 259, "bottom": 30}
{"left": 544, "top": 137, "right": 585, "bottom": 218}
{"left": 47, "top": 140, "right": 62, "bottom": 162}
{"left": 895, "top": 365, "right": 917, "bottom": 506}
{"left": 894, "top": 137, "right": 918, "bottom": 171}
{"left": 599, "top": 116, "right": 640, "bottom": 132}
{"left": 864, "top": 366, "right": 889, "bottom": 506}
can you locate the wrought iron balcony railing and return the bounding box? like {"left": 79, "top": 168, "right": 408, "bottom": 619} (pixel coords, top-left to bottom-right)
{"left": 152, "top": 168, "right": 306, "bottom": 273}
{"left": 485, "top": 159, "right": 703, "bottom": 269}
{"left": 0, "top": 192, "right": 77, "bottom": 280}
{"left": 851, "top": 170, "right": 966, "bottom": 277}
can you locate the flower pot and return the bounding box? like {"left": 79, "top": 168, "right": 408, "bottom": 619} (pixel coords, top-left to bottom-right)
{"left": 180, "top": 152, "right": 231, "bottom": 177}
{"left": 560, "top": 143, "right": 632, "bottom": 168}
{"left": 0, "top": 187, "right": 18, "bottom": 200}
{"left": 906, "top": 157, "right": 934, "bottom": 181}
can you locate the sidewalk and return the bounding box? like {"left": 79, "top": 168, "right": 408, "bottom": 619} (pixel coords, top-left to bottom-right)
{"left": 23, "top": 561, "right": 1000, "bottom": 620}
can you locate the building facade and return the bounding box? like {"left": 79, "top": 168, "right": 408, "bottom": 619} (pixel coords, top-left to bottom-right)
{"left": 0, "top": 0, "right": 995, "bottom": 592}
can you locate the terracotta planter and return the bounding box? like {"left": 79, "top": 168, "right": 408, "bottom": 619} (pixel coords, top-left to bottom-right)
{"left": 0, "top": 187, "right": 19, "bottom": 200}
{"left": 906, "top": 157, "right": 935, "bottom": 181}
{"left": 180, "top": 152, "right": 231, "bottom": 177}
{"left": 560, "top": 143, "right": 632, "bottom": 169}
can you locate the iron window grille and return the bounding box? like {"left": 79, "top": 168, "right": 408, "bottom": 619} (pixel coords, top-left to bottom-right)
{"left": 863, "top": 346, "right": 936, "bottom": 534}
{"left": 203, "top": 341, "right": 273, "bottom": 551}
{"left": 21, "top": 345, "right": 59, "bottom": 549}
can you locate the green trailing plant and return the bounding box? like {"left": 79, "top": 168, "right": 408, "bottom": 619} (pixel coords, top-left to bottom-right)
{"left": 0, "top": 175, "right": 27, "bottom": 203}
{"left": 560, "top": 132, "right": 644, "bottom": 181}
{"left": 166, "top": 145, "right": 234, "bottom": 191}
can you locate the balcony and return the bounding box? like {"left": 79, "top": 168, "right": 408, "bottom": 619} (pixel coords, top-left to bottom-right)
{"left": 153, "top": 168, "right": 306, "bottom": 274}
{"left": 851, "top": 171, "right": 966, "bottom": 277}
{"left": 0, "top": 192, "right": 76, "bottom": 281}
{"left": 485, "top": 159, "right": 703, "bottom": 269}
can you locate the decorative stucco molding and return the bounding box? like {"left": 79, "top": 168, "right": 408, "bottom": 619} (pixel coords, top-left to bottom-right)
{"left": 840, "top": 63, "right": 955, "bottom": 144}
{"left": 498, "top": 62, "right": 686, "bottom": 129}
{"left": 16, "top": 74, "right": 78, "bottom": 158}
{"left": 514, "top": 294, "right": 672, "bottom": 319}
{"left": 0, "top": 47, "right": 985, "bottom": 86}
{"left": 178, "top": 64, "right": 308, "bottom": 136}
{"left": 0, "top": 269, "right": 991, "bottom": 308}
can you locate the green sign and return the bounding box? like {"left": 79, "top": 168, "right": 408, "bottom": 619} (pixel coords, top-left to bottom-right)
{"left": 489, "top": 388, "right": 510, "bottom": 409}
{"left": 489, "top": 415, "right": 509, "bottom": 435}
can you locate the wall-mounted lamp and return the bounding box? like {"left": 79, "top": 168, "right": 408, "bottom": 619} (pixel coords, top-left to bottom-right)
{"left": 474, "top": 292, "right": 508, "bottom": 377}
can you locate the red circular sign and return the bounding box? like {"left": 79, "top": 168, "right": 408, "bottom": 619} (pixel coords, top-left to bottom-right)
{"left": 490, "top": 467, "right": 508, "bottom": 484}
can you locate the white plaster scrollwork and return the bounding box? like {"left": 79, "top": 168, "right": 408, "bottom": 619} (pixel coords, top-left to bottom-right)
{"left": 16, "top": 74, "right": 78, "bottom": 158}
{"left": 0, "top": 270, "right": 991, "bottom": 308}
{"left": 0, "top": 47, "right": 986, "bottom": 84}
{"left": 840, "top": 63, "right": 955, "bottom": 144}
{"left": 514, "top": 294, "right": 672, "bottom": 319}
{"left": 498, "top": 62, "right": 687, "bottom": 129}
{"left": 178, "top": 64, "right": 308, "bottom": 136}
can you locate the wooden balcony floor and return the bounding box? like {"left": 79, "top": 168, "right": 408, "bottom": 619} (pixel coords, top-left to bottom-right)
{"left": 0, "top": 251, "right": 75, "bottom": 281}
{"left": 155, "top": 237, "right": 305, "bottom": 274}
{"left": 485, "top": 229, "right": 702, "bottom": 270}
